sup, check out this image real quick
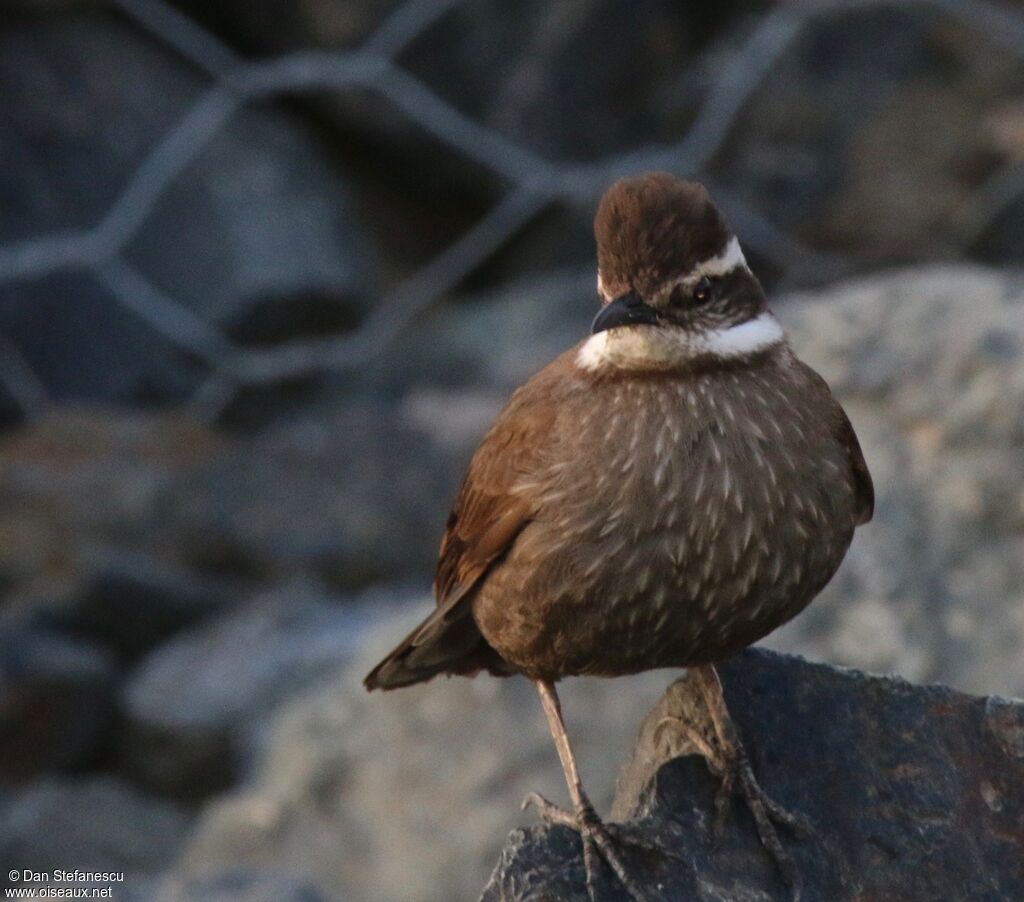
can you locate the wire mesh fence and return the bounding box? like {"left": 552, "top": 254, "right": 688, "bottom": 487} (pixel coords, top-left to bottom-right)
{"left": 0, "top": 0, "right": 1022, "bottom": 423}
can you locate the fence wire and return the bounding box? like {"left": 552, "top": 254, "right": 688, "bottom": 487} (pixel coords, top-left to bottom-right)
{"left": 0, "top": 0, "right": 1022, "bottom": 420}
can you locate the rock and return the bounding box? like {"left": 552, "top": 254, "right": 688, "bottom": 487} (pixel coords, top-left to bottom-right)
{"left": 171, "top": 405, "right": 461, "bottom": 588}
{"left": 0, "top": 12, "right": 370, "bottom": 416}
{"left": 0, "top": 776, "right": 190, "bottom": 880}
{"left": 62, "top": 547, "right": 238, "bottom": 661}
{"left": 162, "top": 2, "right": 1022, "bottom": 283}
{"left": 122, "top": 872, "right": 328, "bottom": 902}
{"left": 714, "top": 7, "right": 1024, "bottom": 266}
{"left": 0, "top": 401, "right": 461, "bottom": 594}
{"left": 376, "top": 269, "right": 593, "bottom": 397}
{"left": 0, "top": 625, "right": 115, "bottom": 781}
{"left": 767, "top": 265, "right": 1024, "bottom": 698}
{"left": 0, "top": 410, "right": 222, "bottom": 594}
{"left": 179, "top": 606, "right": 671, "bottom": 902}
{"left": 483, "top": 648, "right": 1024, "bottom": 901}
{"left": 171, "top": 0, "right": 717, "bottom": 162}
{"left": 118, "top": 583, "right": 382, "bottom": 798}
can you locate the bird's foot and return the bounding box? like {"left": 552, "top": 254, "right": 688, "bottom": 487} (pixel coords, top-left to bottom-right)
{"left": 522, "top": 792, "right": 653, "bottom": 902}
{"left": 655, "top": 715, "right": 810, "bottom": 901}
{"left": 712, "top": 743, "right": 809, "bottom": 901}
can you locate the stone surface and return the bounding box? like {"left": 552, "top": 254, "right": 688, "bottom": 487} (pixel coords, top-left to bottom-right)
{"left": 0, "top": 410, "right": 222, "bottom": 595}
{"left": 0, "top": 625, "right": 115, "bottom": 781}
{"left": 179, "top": 607, "right": 672, "bottom": 902}
{"left": 0, "top": 402, "right": 461, "bottom": 595}
{"left": 0, "top": 12, "right": 370, "bottom": 416}
{"left": 162, "top": 1, "right": 1024, "bottom": 282}
{"left": 484, "top": 648, "right": 1024, "bottom": 901}
{"left": 767, "top": 266, "right": 1024, "bottom": 697}
{"left": 122, "top": 872, "right": 328, "bottom": 902}
{"left": 171, "top": 405, "right": 461, "bottom": 588}
{"left": 0, "top": 776, "right": 190, "bottom": 881}
{"left": 119, "top": 583, "right": 375, "bottom": 798}
{"left": 62, "top": 547, "right": 237, "bottom": 661}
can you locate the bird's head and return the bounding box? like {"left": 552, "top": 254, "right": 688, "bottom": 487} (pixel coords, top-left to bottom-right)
{"left": 580, "top": 172, "right": 784, "bottom": 372}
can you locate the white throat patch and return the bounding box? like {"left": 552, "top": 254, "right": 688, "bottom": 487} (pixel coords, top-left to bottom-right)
{"left": 576, "top": 312, "right": 785, "bottom": 372}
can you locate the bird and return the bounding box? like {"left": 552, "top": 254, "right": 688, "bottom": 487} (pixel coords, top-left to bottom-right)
{"left": 364, "top": 171, "right": 873, "bottom": 901}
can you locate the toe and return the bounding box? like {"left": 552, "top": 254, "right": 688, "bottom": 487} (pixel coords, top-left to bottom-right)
{"left": 521, "top": 791, "right": 578, "bottom": 828}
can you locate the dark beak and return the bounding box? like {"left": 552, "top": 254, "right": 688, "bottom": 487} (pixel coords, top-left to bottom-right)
{"left": 591, "top": 291, "right": 660, "bottom": 335}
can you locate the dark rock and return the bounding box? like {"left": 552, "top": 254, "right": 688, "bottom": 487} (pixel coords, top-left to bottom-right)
{"left": 122, "top": 872, "right": 328, "bottom": 902}
{"left": 171, "top": 405, "right": 461, "bottom": 588}
{"left": 0, "top": 626, "right": 115, "bottom": 781}
{"left": 170, "top": 0, "right": 728, "bottom": 161}
{"left": 0, "top": 12, "right": 371, "bottom": 414}
{"left": 118, "top": 584, "right": 372, "bottom": 799}
{"left": 0, "top": 403, "right": 460, "bottom": 594}
{"left": 62, "top": 547, "right": 238, "bottom": 661}
{"left": 483, "top": 649, "right": 1024, "bottom": 901}
{"left": 163, "top": 1, "right": 1023, "bottom": 281}
{"left": 713, "top": 8, "right": 1024, "bottom": 266}
{"left": 180, "top": 605, "right": 669, "bottom": 902}
{"left": 971, "top": 192, "right": 1024, "bottom": 266}
{"left": 0, "top": 410, "right": 221, "bottom": 592}
{"left": 0, "top": 776, "right": 190, "bottom": 879}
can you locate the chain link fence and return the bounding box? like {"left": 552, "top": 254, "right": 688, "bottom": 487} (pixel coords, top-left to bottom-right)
{"left": 0, "top": 0, "right": 1022, "bottom": 423}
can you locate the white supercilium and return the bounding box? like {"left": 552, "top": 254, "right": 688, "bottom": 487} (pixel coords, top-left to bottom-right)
{"left": 682, "top": 235, "right": 747, "bottom": 285}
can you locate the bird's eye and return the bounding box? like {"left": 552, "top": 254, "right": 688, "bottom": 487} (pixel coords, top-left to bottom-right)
{"left": 692, "top": 276, "right": 713, "bottom": 304}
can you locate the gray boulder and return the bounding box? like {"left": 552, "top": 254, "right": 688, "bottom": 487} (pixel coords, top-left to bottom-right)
{"left": 170, "top": 404, "right": 462, "bottom": 587}
{"left": 768, "top": 266, "right": 1024, "bottom": 698}
{"left": 122, "top": 872, "right": 328, "bottom": 902}
{"left": 0, "top": 776, "right": 190, "bottom": 882}
{"left": 0, "top": 410, "right": 222, "bottom": 593}
{"left": 0, "top": 625, "right": 115, "bottom": 781}
{"left": 0, "top": 399, "right": 461, "bottom": 595}
{"left": 484, "top": 649, "right": 1024, "bottom": 901}
{"left": 118, "top": 583, "right": 390, "bottom": 798}
{"left": 61, "top": 546, "right": 238, "bottom": 661}
{"left": 0, "top": 12, "right": 370, "bottom": 414}
{"left": 179, "top": 606, "right": 672, "bottom": 902}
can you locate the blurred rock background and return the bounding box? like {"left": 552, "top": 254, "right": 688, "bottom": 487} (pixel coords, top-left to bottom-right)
{"left": 0, "top": 1, "right": 1022, "bottom": 900}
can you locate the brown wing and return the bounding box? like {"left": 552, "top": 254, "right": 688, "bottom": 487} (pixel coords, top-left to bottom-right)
{"left": 794, "top": 358, "right": 874, "bottom": 527}
{"left": 434, "top": 393, "right": 555, "bottom": 608}
{"left": 364, "top": 361, "right": 567, "bottom": 691}
{"left": 837, "top": 405, "right": 874, "bottom": 526}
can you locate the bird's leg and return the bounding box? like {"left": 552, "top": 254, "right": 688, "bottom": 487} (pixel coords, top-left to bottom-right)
{"left": 687, "top": 664, "right": 809, "bottom": 897}
{"left": 523, "top": 678, "right": 650, "bottom": 902}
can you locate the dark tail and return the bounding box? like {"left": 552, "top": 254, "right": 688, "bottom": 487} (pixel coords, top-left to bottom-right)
{"left": 363, "top": 601, "right": 512, "bottom": 691}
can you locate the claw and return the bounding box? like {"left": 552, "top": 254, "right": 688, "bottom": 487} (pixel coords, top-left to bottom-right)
{"left": 521, "top": 791, "right": 577, "bottom": 828}
{"left": 661, "top": 666, "right": 812, "bottom": 902}
{"left": 524, "top": 791, "right": 651, "bottom": 902}
{"left": 710, "top": 767, "right": 735, "bottom": 842}
{"left": 728, "top": 751, "right": 807, "bottom": 901}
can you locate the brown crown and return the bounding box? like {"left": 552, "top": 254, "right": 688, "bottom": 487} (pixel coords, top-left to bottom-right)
{"left": 594, "top": 172, "right": 731, "bottom": 300}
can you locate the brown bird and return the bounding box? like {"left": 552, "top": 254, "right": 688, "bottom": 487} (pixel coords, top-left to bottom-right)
{"left": 365, "top": 172, "right": 873, "bottom": 900}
